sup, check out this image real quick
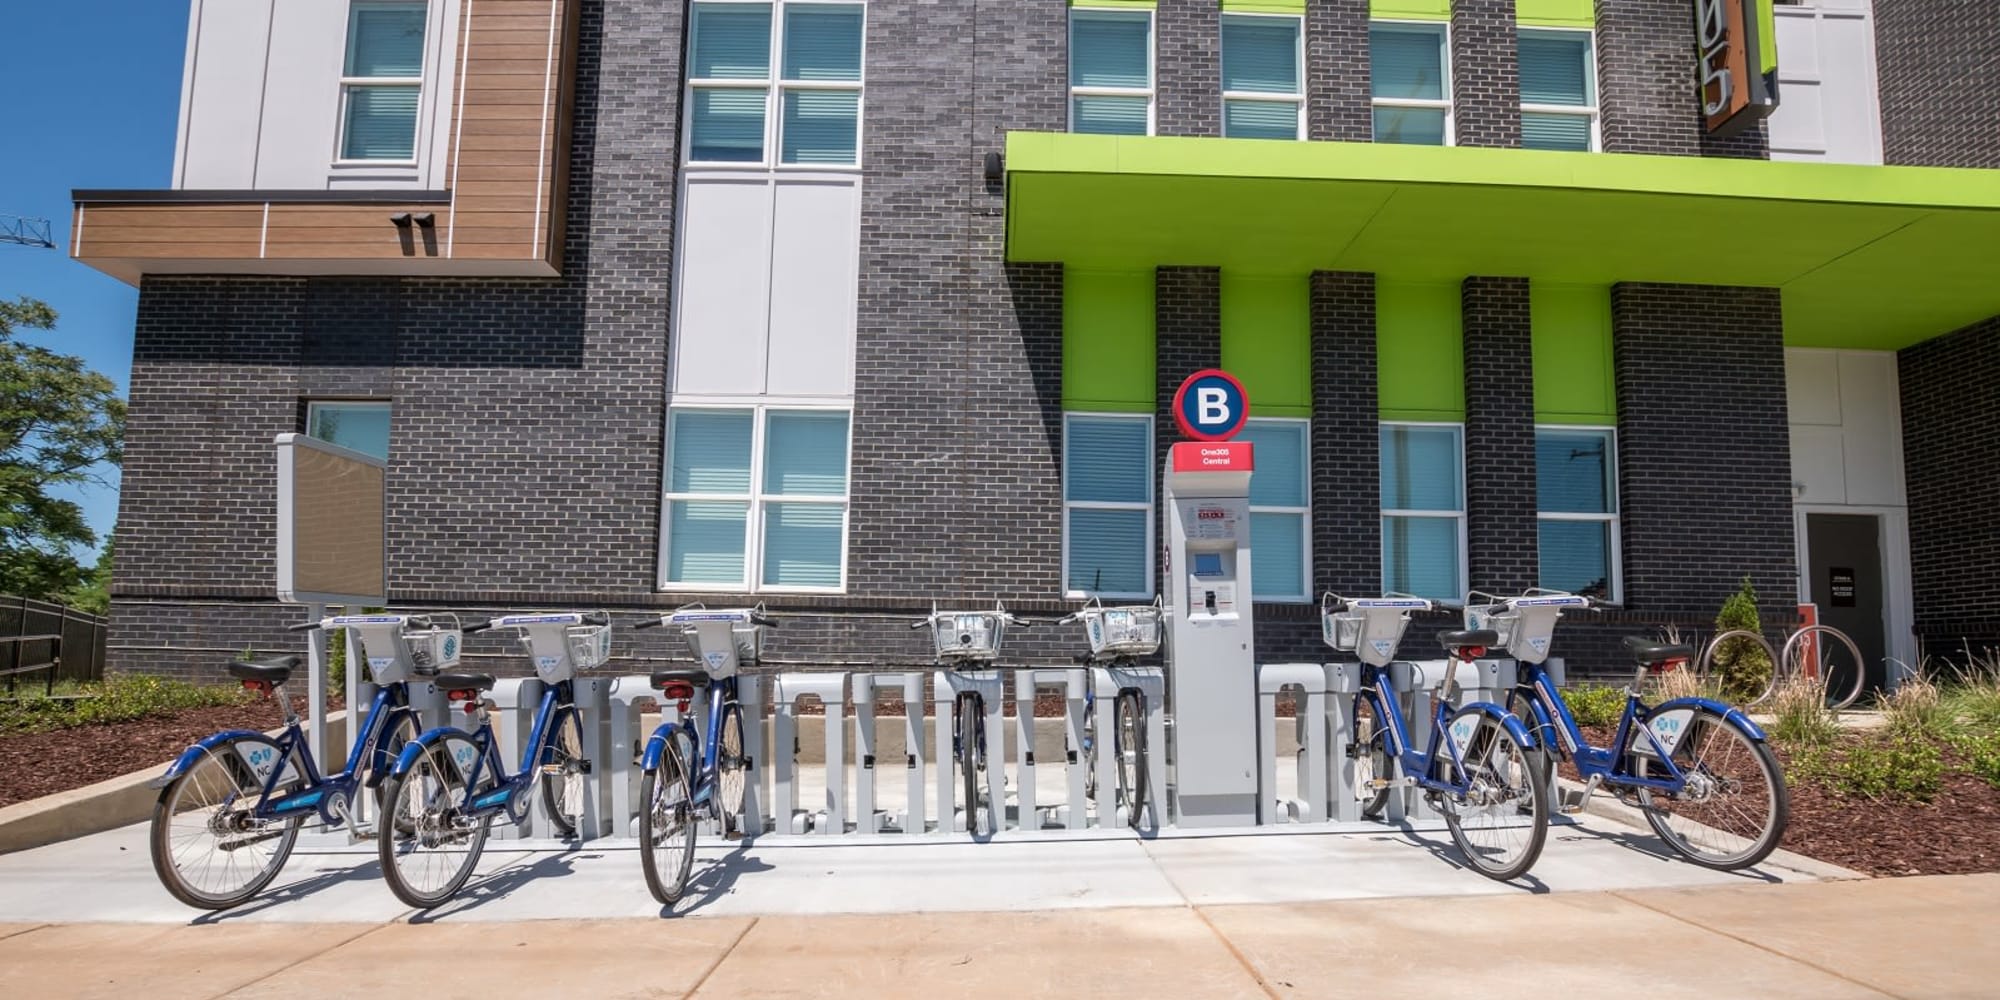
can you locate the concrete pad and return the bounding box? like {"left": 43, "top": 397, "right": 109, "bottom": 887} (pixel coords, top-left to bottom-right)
{"left": 1617, "top": 874, "right": 2000, "bottom": 1000}
{"left": 225, "top": 917, "right": 755, "bottom": 1000}
{"left": 694, "top": 907, "right": 1263, "bottom": 999}
{"left": 1202, "top": 893, "right": 1890, "bottom": 999}
{"left": 0, "top": 922, "right": 381, "bottom": 1000}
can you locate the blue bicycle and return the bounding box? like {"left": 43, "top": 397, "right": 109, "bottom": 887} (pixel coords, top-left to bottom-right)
{"left": 634, "top": 604, "right": 771, "bottom": 906}
{"left": 375, "top": 611, "right": 610, "bottom": 908}
{"left": 1477, "top": 590, "right": 1790, "bottom": 870}
{"left": 1325, "top": 594, "right": 1550, "bottom": 882}
{"left": 148, "top": 613, "right": 457, "bottom": 909}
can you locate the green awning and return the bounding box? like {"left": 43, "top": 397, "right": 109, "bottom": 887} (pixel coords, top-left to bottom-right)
{"left": 1004, "top": 132, "right": 2000, "bottom": 350}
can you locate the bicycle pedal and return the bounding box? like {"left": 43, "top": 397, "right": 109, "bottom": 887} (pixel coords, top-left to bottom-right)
{"left": 539, "top": 764, "right": 566, "bottom": 776}
{"left": 1560, "top": 804, "right": 1585, "bottom": 816}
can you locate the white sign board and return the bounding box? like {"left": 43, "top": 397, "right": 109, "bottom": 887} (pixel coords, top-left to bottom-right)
{"left": 275, "top": 432, "right": 387, "bottom": 605}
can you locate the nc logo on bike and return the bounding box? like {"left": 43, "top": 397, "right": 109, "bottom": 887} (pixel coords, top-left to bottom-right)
{"left": 453, "top": 745, "right": 478, "bottom": 771}
{"left": 1648, "top": 709, "right": 1693, "bottom": 753}
{"left": 1448, "top": 718, "right": 1478, "bottom": 748}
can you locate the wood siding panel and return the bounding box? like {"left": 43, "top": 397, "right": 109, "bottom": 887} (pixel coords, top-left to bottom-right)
{"left": 444, "top": 0, "right": 572, "bottom": 268}
{"left": 76, "top": 205, "right": 263, "bottom": 258}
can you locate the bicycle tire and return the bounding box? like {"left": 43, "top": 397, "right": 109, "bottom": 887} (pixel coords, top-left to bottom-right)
{"left": 957, "top": 693, "right": 985, "bottom": 835}
{"left": 716, "top": 702, "right": 747, "bottom": 821}
{"left": 640, "top": 732, "right": 698, "bottom": 906}
{"left": 149, "top": 740, "right": 304, "bottom": 910}
{"left": 1114, "top": 690, "right": 1147, "bottom": 829}
{"left": 378, "top": 734, "right": 493, "bottom": 909}
{"left": 1635, "top": 708, "right": 1790, "bottom": 871}
{"left": 1355, "top": 697, "right": 1394, "bottom": 821}
{"left": 1698, "top": 629, "right": 1783, "bottom": 706}
{"left": 1440, "top": 707, "right": 1549, "bottom": 882}
{"left": 1782, "top": 625, "right": 1869, "bottom": 711}
{"left": 539, "top": 706, "right": 585, "bottom": 839}
{"left": 372, "top": 711, "right": 422, "bottom": 838}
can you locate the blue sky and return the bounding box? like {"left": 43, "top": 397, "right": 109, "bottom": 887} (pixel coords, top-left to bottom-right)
{"left": 2, "top": 3, "right": 188, "bottom": 556}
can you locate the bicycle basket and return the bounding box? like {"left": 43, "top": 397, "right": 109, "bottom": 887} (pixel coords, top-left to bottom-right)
{"left": 1084, "top": 603, "right": 1161, "bottom": 657}
{"left": 1323, "top": 595, "right": 1425, "bottom": 666}
{"left": 404, "top": 626, "right": 463, "bottom": 674}
{"left": 1463, "top": 603, "right": 1521, "bottom": 651}
{"left": 566, "top": 623, "right": 614, "bottom": 670}
{"left": 933, "top": 610, "right": 1007, "bottom": 662}
{"left": 731, "top": 622, "right": 766, "bottom": 666}
{"left": 1322, "top": 611, "right": 1366, "bottom": 652}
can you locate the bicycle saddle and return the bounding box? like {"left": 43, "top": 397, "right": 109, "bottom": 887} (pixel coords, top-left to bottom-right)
{"left": 650, "top": 669, "right": 712, "bottom": 691}
{"left": 1622, "top": 636, "right": 1693, "bottom": 666}
{"left": 1438, "top": 629, "right": 1500, "bottom": 650}
{"left": 435, "top": 672, "right": 496, "bottom": 694}
{"left": 225, "top": 656, "right": 300, "bottom": 685}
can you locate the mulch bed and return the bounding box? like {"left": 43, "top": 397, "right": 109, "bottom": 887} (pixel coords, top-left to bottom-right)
{"left": 0, "top": 696, "right": 340, "bottom": 809}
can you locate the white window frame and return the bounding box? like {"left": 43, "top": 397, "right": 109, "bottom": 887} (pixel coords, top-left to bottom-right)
{"left": 659, "top": 401, "right": 854, "bottom": 594}
{"left": 682, "top": 0, "right": 869, "bottom": 171}
{"left": 1245, "top": 417, "right": 1311, "bottom": 603}
{"left": 1379, "top": 421, "right": 1468, "bottom": 601}
{"left": 335, "top": 0, "right": 431, "bottom": 166}
{"left": 1220, "top": 12, "right": 1305, "bottom": 141}
{"left": 1068, "top": 7, "right": 1156, "bottom": 137}
{"left": 1062, "top": 412, "right": 1156, "bottom": 601}
{"left": 1534, "top": 424, "right": 1622, "bottom": 603}
{"left": 1369, "top": 19, "right": 1454, "bottom": 147}
{"left": 305, "top": 399, "right": 392, "bottom": 459}
{"left": 1518, "top": 27, "right": 1600, "bottom": 153}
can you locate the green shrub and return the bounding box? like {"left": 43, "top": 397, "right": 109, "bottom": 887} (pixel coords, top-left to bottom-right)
{"left": 0, "top": 674, "right": 249, "bottom": 734}
{"left": 1563, "top": 685, "right": 1627, "bottom": 729}
{"left": 1953, "top": 732, "right": 2000, "bottom": 790}
{"left": 1824, "top": 733, "right": 1943, "bottom": 803}
{"left": 1769, "top": 673, "right": 1841, "bottom": 749}
{"left": 1709, "top": 575, "right": 1773, "bottom": 703}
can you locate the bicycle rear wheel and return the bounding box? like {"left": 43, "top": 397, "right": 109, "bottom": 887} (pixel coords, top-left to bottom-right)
{"left": 1440, "top": 708, "right": 1548, "bottom": 882}
{"left": 1354, "top": 697, "right": 1394, "bottom": 820}
{"left": 1635, "top": 708, "right": 1789, "bottom": 871}
{"left": 1114, "top": 690, "right": 1147, "bottom": 828}
{"left": 957, "top": 693, "right": 986, "bottom": 835}
{"left": 378, "top": 734, "right": 493, "bottom": 909}
{"left": 640, "top": 732, "right": 698, "bottom": 906}
{"left": 149, "top": 739, "right": 304, "bottom": 910}
{"left": 539, "top": 707, "right": 586, "bottom": 839}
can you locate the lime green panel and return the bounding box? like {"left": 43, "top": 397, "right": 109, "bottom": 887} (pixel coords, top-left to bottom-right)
{"left": 1517, "top": 0, "right": 1592, "bottom": 28}
{"left": 1756, "top": 0, "right": 1778, "bottom": 76}
{"left": 1372, "top": 0, "right": 1448, "bottom": 20}
{"left": 1222, "top": 1, "right": 1304, "bottom": 12}
{"left": 1531, "top": 284, "right": 1615, "bottom": 424}
{"left": 1004, "top": 132, "right": 2000, "bottom": 350}
{"left": 1220, "top": 274, "right": 1310, "bottom": 418}
{"left": 1377, "top": 279, "right": 1462, "bottom": 422}
{"left": 1064, "top": 269, "right": 1155, "bottom": 412}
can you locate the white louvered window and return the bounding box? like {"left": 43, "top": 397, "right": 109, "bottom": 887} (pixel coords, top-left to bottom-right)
{"left": 663, "top": 406, "right": 852, "bottom": 592}
{"left": 1239, "top": 419, "right": 1310, "bottom": 602}
{"left": 1070, "top": 8, "right": 1154, "bottom": 136}
{"left": 1519, "top": 29, "right": 1598, "bottom": 152}
{"left": 1380, "top": 423, "right": 1466, "bottom": 601}
{"left": 1064, "top": 414, "right": 1154, "bottom": 599}
{"left": 339, "top": 1, "right": 428, "bottom": 161}
{"left": 1222, "top": 14, "right": 1303, "bottom": 140}
{"left": 1536, "top": 427, "right": 1620, "bottom": 600}
{"left": 1370, "top": 21, "right": 1451, "bottom": 145}
{"left": 686, "top": 1, "right": 866, "bottom": 167}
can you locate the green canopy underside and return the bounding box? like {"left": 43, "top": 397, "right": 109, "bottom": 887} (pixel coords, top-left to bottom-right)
{"left": 1004, "top": 133, "right": 2000, "bottom": 350}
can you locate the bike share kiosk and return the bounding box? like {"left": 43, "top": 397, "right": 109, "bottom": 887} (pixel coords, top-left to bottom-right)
{"left": 1163, "top": 370, "right": 1260, "bottom": 827}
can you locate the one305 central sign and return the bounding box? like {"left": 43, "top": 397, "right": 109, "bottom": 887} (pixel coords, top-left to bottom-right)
{"left": 1695, "top": 0, "right": 1779, "bottom": 137}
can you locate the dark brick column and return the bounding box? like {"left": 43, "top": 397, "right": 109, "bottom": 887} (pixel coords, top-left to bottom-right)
{"left": 1306, "top": 0, "right": 1373, "bottom": 142}
{"left": 1309, "top": 271, "right": 1380, "bottom": 599}
{"left": 1611, "top": 283, "right": 1793, "bottom": 619}
{"left": 1155, "top": 267, "right": 1223, "bottom": 595}
{"left": 1899, "top": 318, "right": 2000, "bottom": 654}
{"left": 1874, "top": 0, "right": 2000, "bottom": 168}
{"left": 1594, "top": 0, "right": 1767, "bottom": 159}
{"left": 1462, "top": 277, "right": 1537, "bottom": 594}
{"left": 1156, "top": 0, "right": 1221, "bottom": 137}
{"left": 1450, "top": 0, "right": 1521, "bottom": 148}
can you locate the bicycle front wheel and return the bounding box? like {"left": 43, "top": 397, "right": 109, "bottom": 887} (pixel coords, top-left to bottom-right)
{"left": 149, "top": 739, "right": 303, "bottom": 910}
{"left": 539, "top": 707, "right": 586, "bottom": 839}
{"left": 378, "top": 734, "right": 493, "bottom": 909}
{"left": 1114, "top": 690, "right": 1147, "bottom": 829}
{"left": 716, "top": 703, "right": 747, "bottom": 825}
{"left": 372, "top": 711, "right": 422, "bottom": 838}
{"left": 1440, "top": 708, "right": 1548, "bottom": 882}
{"left": 1635, "top": 708, "right": 1789, "bottom": 871}
{"left": 640, "top": 733, "right": 698, "bottom": 906}
{"left": 957, "top": 693, "right": 986, "bottom": 835}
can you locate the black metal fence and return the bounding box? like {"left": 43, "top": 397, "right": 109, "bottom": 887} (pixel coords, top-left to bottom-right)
{"left": 0, "top": 596, "right": 109, "bottom": 698}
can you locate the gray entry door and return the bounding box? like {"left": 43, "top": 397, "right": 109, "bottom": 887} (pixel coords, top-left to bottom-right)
{"left": 1805, "top": 513, "right": 1887, "bottom": 696}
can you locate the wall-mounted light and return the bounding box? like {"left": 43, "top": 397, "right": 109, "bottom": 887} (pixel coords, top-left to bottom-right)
{"left": 413, "top": 212, "right": 436, "bottom": 229}
{"left": 983, "top": 151, "right": 1003, "bottom": 182}
{"left": 389, "top": 212, "right": 413, "bottom": 228}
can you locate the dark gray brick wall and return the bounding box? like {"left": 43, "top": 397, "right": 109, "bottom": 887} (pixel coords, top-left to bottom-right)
{"left": 1450, "top": 0, "right": 1521, "bottom": 148}
{"left": 1156, "top": 0, "right": 1222, "bottom": 137}
{"left": 1873, "top": 0, "right": 2000, "bottom": 169}
{"left": 1462, "top": 276, "right": 1537, "bottom": 594}
{"left": 1611, "top": 283, "right": 1795, "bottom": 622}
{"left": 1306, "top": 0, "right": 1373, "bottom": 142}
{"left": 1153, "top": 266, "right": 1223, "bottom": 598}
{"left": 1594, "top": 0, "right": 1768, "bottom": 158}
{"left": 1309, "top": 271, "right": 1379, "bottom": 600}
{"left": 1899, "top": 317, "right": 2000, "bottom": 656}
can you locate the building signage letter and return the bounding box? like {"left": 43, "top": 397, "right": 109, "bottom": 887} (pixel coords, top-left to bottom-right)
{"left": 1694, "top": 0, "right": 1779, "bottom": 138}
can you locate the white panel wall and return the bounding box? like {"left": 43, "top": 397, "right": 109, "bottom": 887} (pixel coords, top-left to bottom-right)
{"left": 1768, "top": 0, "right": 1884, "bottom": 164}
{"left": 671, "top": 174, "right": 861, "bottom": 400}
{"left": 1786, "top": 349, "right": 1905, "bottom": 506}
{"left": 174, "top": 0, "right": 462, "bottom": 191}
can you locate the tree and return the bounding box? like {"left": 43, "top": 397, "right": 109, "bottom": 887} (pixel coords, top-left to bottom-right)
{"left": 1711, "top": 575, "right": 1773, "bottom": 702}
{"left": 0, "top": 297, "right": 125, "bottom": 601}
{"left": 62, "top": 532, "right": 114, "bottom": 615}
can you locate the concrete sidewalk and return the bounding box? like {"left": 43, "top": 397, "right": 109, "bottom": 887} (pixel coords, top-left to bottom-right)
{"left": 0, "top": 875, "right": 1988, "bottom": 999}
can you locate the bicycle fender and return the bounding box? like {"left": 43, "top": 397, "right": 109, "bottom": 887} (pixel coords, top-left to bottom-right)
{"left": 389, "top": 726, "right": 474, "bottom": 777}
{"left": 150, "top": 730, "right": 281, "bottom": 789}
{"left": 1457, "top": 701, "right": 1539, "bottom": 749}
{"left": 640, "top": 723, "right": 677, "bottom": 773}
{"left": 1648, "top": 697, "right": 1766, "bottom": 742}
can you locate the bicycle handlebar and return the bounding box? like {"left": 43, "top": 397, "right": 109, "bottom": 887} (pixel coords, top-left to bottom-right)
{"left": 462, "top": 621, "right": 494, "bottom": 634}
{"left": 633, "top": 618, "right": 662, "bottom": 630}
{"left": 750, "top": 614, "right": 779, "bottom": 629}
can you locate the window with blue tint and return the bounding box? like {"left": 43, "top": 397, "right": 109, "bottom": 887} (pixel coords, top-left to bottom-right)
{"left": 782, "top": 4, "right": 863, "bottom": 80}
{"left": 763, "top": 503, "right": 844, "bottom": 588}
{"left": 1370, "top": 22, "right": 1449, "bottom": 145}
{"left": 339, "top": 2, "right": 427, "bottom": 161}
{"left": 1222, "top": 14, "right": 1302, "bottom": 140}
{"left": 1381, "top": 423, "right": 1463, "bottom": 601}
{"left": 1065, "top": 414, "right": 1153, "bottom": 597}
{"left": 1070, "top": 9, "right": 1153, "bottom": 135}
{"left": 663, "top": 407, "right": 852, "bottom": 591}
{"left": 1536, "top": 427, "right": 1618, "bottom": 599}
{"left": 691, "top": 4, "right": 773, "bottom": 78}
{"left": 669, "top": 410, "right": 754, "bottom": 493}
{"left": 669, "top": 501, "right": 750, "bottom": 585}
{"left": 686, "top": 2, "right": 864, "bottom": 167}
{"left": 307, "top": 401, "right": 391, "bottom": 461}
{"left": 1519, "top": 29, "right": 1596, "bottom": 152}
{"left": 1239, "top": 420, "right": 1309, "bottom": 600}
{"left": 764, "top": 411, "right": 849, "bottom": 495}
{"left": 690, "top": 88, "right": 769, "bottom": 162}
{"left": 781, "top": 90, "right": 860, "bottom": 164}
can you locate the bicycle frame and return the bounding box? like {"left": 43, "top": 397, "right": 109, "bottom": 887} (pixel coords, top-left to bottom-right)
{"left": 640, "top": 674, "right": 741, "bottom": 811}
{"left": 1509, "top": 662, "right": 1766, "bottom": 794}
{"left": 395, "top": 679, "right": 576, "bottom": 822}
{"left": 1357, "top": 664, "right": 1481, "bottom": 797}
